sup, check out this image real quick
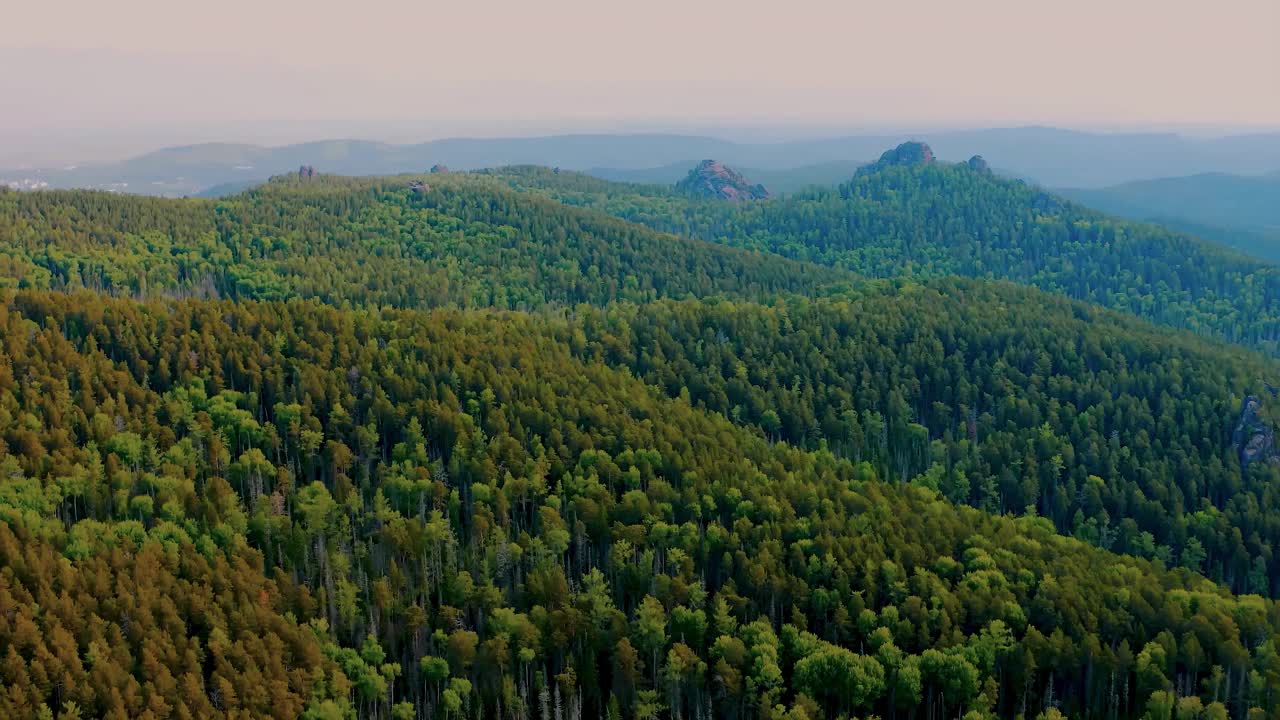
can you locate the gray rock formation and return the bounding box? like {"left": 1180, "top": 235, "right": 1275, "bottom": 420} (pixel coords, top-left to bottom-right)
{"left": 967, "top": 155, "right": 991, "bottom": 173}
{"left": 675, "top": 160, "right": 770, "bottom": 201}
{"left": 858, "top": 142, "right": 936, "bottom": 175}
{"left": 1233, "top": 395, "right": 1278, "bottom": 468}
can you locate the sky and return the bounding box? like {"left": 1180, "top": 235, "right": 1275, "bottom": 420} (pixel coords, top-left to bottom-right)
{"left": 3, "top": 0, "right": 1278, "bottom": 163}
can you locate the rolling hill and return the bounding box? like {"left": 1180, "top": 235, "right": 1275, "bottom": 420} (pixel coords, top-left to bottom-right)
{"left": 485, "top": 154, "right": 1280, "bottom": 357}
{"left": 0, "top": 173, "right": 844, "bottom": 309}
{"left": 3, "top": 282, "right": 1280, "bottom": 719}
{"left": 4, "top": 167, "right": 1280, "bottom": 719}
{"left": 1061, "top": 171, "right": 1280, "bottom": 262}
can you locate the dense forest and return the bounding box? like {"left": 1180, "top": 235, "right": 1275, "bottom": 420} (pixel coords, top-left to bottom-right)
{"left": 2, "top": 168, "right": 1280, "bottom": 720}
{"left": 488, "top": 163, "right": 1280, "bottom": 357}
{"left": 0, "top": 178, "right": 841, "bottom": 310}
{"left": 566, "top": 280, "right": 1280, "bottom": 594}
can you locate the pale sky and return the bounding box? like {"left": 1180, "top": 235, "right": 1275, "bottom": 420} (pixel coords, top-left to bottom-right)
{"left": 3, "top": 0, "right": 1278, "bottom": 152}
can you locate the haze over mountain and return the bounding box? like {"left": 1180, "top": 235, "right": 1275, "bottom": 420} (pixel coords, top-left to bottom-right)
{"left": 7, "top": 0, "right": 1277, "bottom": 144}
{"left": 7, "top": 1, "right": 1280, "bottom": 719}
{"left": 8, "top": 126, "right": 1280, "bottom": 197}
{"left": 586, "top": 160, "right": 867, "bottom": 195}
{"left": 1060, "top": 171, "right": 1280, "bottom": 262}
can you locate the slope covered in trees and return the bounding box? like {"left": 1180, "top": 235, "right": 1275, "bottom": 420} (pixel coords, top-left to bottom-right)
{"left": 487, "top": 162, "right": 1280, "bottom": 357}
{"left": 566, "top": 278, "right": 1280, "bottom": 594}
{"left": 0, "top": 523, "right": 358, "bottom": 718}
{"left": 0, "top": 175, "right": 842, "bottom": 310}
{"left": 5, "top": 169, "right": 1280, "bottom": 720}
{"left": 1, "top": 289, "right": 1279, "bottom": 720}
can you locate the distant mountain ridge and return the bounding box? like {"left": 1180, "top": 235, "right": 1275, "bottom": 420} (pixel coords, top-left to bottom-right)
{"left": 1060, "top": 171, "right": 1280, "bottom": 262}
{"left": 1060, "top": 171, "right": 1280, "bottom": 228}
{"left": 8, "top": 126, "right": 1280, "bottom": 196}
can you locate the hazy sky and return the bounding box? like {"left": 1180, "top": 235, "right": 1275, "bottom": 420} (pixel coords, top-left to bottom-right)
{"left": 3, "top": 0, "right": 1278, "bottom": 161}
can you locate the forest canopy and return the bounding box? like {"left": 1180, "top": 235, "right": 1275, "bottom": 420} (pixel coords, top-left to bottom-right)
{"left": 1, "top": 166, "right": 1279, "bottom": 720}
{"left": 487, "top": 163, "right": 1280, "bottom": 357}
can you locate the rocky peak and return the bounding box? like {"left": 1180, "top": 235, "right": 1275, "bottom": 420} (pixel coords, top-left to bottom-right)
{"left": 858, "top": 142, "right": 936, "bottom": 176}
{"left": 298, "top": 165, "right": 318, "bottom": 179}
{"left": 675, "top": 160, "right": 771, "bottom": 202}
{"left": 967, "top": 155, "right": 991, "bottom": 173}
{"left": 429, "top": 164, "right": 450, "bottom": 174}
{"left": 1233, "top": 394, "right": 1280, "bottom": 469}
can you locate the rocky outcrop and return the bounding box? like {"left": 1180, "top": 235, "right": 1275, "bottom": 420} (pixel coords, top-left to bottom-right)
{"left": 298, "top": 165, "right": 317, "bottom": 179}
{"left": 409, "top": 180, "right": 429, "bottom": 194}
{"left": 967, "top": 155, "right": 991, "bottom": 173}
{"left": 429, "top": 164, "right": 450, "bottom": 174}
{"left": 1233, "top": 395, "right": 1279, "bottom": 468}
{"left": 858, "top": 142, "right": 935, "bottom": 175}
{"left": 675, "top": 160, "right": 770, "bottom": 201}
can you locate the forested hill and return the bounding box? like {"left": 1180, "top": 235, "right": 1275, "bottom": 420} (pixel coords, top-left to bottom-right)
{"left": 570, "top": 278, "right": 1280, "bottom": 591}
{"left": 0, "top": 174, "right": 844, "bottom": 310}
{"left": 485, "top": 161, "right": 1280, "bottom": 357}
{"left": 0, "top": 288, "right": 1278, "bottom": 720}
{"left": 7, "top": 170, "right": 1280, "bottom": 720}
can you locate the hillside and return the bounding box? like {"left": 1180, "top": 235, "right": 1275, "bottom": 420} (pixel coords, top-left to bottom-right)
{"left": 6, "top": 171, "right": 1280, "bottom": 719}
{"left": 485, "top": 155, "right": 1280, "bottom": 357}
{"left": 1061, "top": 172, "right": 1280, "bottom": 262}
{"left": 0, "top": 174, "right": 844, "bottom": 309}
{"left": 572, "top": 279, "right": 1280, "bottom": 592}
{"left": 1, "top": 288, "right": 1279, "bottom": 720}
{"left": 12, "top": 176, "right": 1280, "bottom": 583}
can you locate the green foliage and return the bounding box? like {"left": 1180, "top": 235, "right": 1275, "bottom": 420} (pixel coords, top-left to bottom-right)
{"left": 0, "top": 289, "right": 1271, "bottom": 718}
{"left": 4, "top": 165, "right": 1280, "bottom": 720}
{"left": 562, "top": 281, "right": 1280, "bottom": 590}
{"left": 0, "top": 175, "right": 842, "bottom": 311}
{"left": 493, "top": 163, "right": 1280, "bottom": 356}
